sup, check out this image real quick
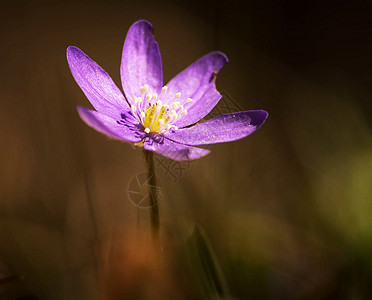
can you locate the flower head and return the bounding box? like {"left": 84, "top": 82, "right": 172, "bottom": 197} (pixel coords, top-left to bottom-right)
{"left": 67, "top": 20, "right": 268, "bottom": 161}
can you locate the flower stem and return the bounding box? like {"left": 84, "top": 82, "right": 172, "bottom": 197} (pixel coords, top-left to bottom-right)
{"left": 143, "top": 150, "right": 160, "bottom": 244}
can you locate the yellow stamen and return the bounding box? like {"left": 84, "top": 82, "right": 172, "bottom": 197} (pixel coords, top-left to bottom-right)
{"left": 132, "top": 84, "right": 193, "bottom": 134}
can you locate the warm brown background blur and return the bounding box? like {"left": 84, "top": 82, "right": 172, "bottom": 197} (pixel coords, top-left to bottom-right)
{"left": 2, "top": 0, "right": 372, "bottom": 299}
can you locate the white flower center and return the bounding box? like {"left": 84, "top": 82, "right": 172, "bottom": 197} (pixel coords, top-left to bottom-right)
{"left": 130, "top": 84, "right": 192, "bottom": 134}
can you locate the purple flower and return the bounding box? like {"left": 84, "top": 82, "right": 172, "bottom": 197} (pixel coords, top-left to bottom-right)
{"left": 67, "top": 20, "right": 268, "bottom": 161}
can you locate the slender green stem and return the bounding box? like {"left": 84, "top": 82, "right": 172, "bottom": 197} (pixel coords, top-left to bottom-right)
{"left": 143, "top": 150, "right": 160, "bottom": 243}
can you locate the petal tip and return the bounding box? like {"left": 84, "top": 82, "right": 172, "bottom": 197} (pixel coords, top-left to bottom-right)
{"left": 259, "top": 109, "right": 269, "bottom": 121}
{"left": 208, "top": 52, "right": 229, "bottom": 81}
{"left": 216, "top": 51, "right": 229, "bottom": 64}
{"left": 252, "top": 110, "right": 269, "bottom": 129}
{"left": 66, "top": 45, "right": 80, "bottom": 57}
{"left": 129, "top": 19, "right": 154, "bottom": 32}
{"left": 173, "top": 147, "right": 211, "bottom": 161}
{"left": 76, "top": 105, "right": 90, "bottom": 118}
{"left": 66, "top": 46, "right": 85, "bottom": 66}
{"left": 190, "top": 147, "right": 211, "bottom": 160}
{"left": 209, "top": 51, "right": 229, "bottom": 66}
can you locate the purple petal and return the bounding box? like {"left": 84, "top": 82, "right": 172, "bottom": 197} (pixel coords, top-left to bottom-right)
{"left": 77, "top": 106, "right": 145, "bottom": 143}
{"left": 67, "top": 46, "right": 128, "bottom": 118}
{"left": 121, "top": 20, "right": 163, "bottom": 103}
{"left": 176, "top": 84, "right": 222, "bottom": 128}
{"left": 161, "top": 52, "right": 228, "bottom": 128}
{"left": 143, "top": 136, "right": 211, "bottom": 161}
{"left": 165, "top": 110, "right": 268, "bottom": 146}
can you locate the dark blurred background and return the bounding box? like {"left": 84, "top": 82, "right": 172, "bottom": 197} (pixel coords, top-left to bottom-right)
{"left": 2, "top": 0, "right": 372, "bottom": 299}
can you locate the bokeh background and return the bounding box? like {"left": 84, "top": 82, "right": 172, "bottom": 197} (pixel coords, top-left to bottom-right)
{"left": 2, "top": 0, "right": 372, "bottom": 299}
